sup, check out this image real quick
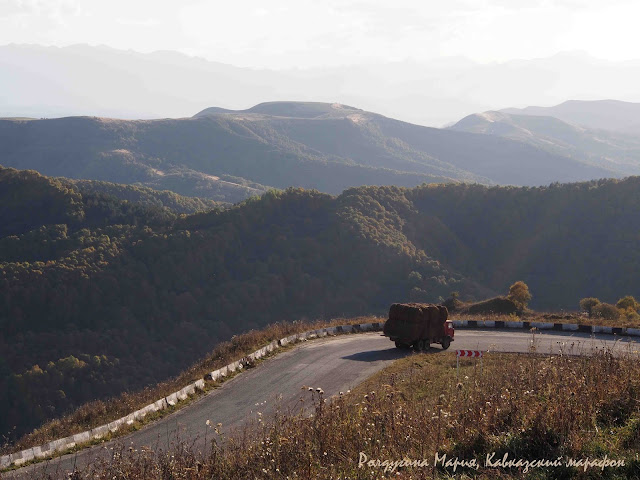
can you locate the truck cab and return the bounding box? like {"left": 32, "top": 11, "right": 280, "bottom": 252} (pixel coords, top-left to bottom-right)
{"left": 444, "top": 320, "right": 455, "bottom": 343}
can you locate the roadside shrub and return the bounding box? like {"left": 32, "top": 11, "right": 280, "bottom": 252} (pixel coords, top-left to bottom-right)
{"left": 579, "top": 297, "right": 600, "bottom": 316}
{"left": 592, "top": 302, "right": 620, "bottom": 321}
{"left": 620, "top": 308, "right": 640, "bottom": 324}
{"left": 616, "top": 295, "right": 640, "bottom": 312}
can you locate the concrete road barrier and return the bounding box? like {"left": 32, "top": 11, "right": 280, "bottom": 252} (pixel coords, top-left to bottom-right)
{"left": 530, "top": 322, "right": 554, "bottom": 329}
{"left": 562, "top": 323, "right": 579, "bottom": 331}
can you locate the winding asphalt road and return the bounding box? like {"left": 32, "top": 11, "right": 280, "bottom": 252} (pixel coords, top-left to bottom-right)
{"left": 4, "top": 328, "right": 638, "bottom": 479}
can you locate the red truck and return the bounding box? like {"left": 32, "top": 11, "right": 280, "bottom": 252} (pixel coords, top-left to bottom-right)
{"left": 383, "top": 303, "right": 454, "bottom": 351}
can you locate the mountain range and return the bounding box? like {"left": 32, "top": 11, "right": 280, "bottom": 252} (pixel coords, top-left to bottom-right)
{"left": 0, "top": 101, "right": 619, "bottom": 204}
{"left": 4, "top": 44, "right": 640, "bottom": 127}
{"left": 502, "top": 99, "right": 640, "bottom": 135}
{"left": 450, "top": 104, "right": 640, "bottom": 176}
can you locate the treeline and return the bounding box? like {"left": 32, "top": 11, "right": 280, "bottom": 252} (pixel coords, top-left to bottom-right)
{"left": 2, "top": 167, "right": 640, "bottom": 443}
{"left": 579, "top": 295, "right": 640, "bottom": 322}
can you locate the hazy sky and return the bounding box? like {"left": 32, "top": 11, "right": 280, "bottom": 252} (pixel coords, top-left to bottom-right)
{"left": 1, "top": 0, "right": 639, "bottom": 69}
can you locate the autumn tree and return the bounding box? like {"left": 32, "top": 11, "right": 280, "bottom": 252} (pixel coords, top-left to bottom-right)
{"left": 508, "top": 281, "right": 532, "bottom": 310}
{"left": 579, "top": 297, "right": 601, "bottom": 317}
{"left": 592, "top": 303, "right": 620, "bottom": 321}
{"left": 616, "top": 295, "right": 639, "bottom": 312}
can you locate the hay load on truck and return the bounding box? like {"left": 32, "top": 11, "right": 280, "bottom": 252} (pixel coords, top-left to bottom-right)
{"left": 383, "top": 303, "right": 454, "bottom": 351}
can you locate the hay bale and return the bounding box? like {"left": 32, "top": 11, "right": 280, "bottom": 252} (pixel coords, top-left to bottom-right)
{"left": 408, "top": 305, "right": 424, "bottom": 324}
{"left": 386, "top": 302, "right": 449, "bottom": 342}
{"left": 425, "top": 305, "right": 438, "bottom": 338}
{"left": 388, "top": 303, "right": 447, "bottom": 329}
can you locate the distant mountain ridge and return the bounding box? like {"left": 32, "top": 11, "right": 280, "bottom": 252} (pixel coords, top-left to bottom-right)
{"left": 450, "top": 100, "right": 640, "bottom": 176}
{"left": 0, "top": 101, "right": 616, "bottom": 198}
{"left": 6, "top": 44, "right": 640, "bottom": 127}
{"left": 502, "top": 99, "right": 640, "bottom": 134}
{"left": 183, "top": 100, "right": 621, "bottom": 187}
{"left": 195, "top": 101, "right": 363, "bottom": 119}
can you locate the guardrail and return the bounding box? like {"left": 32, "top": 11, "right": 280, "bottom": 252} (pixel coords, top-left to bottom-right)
{"left": 452, "top": 319, "right": 640, "bottom": 338}
{"left": 0, "top": 322, "right": 383, "bottom": 469}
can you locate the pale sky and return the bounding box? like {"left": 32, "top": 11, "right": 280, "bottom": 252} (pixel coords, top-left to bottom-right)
{"left": 1, "top": 0, "right": 639, "bottom": 68}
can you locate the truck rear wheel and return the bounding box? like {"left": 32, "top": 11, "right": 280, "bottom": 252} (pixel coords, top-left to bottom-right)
{"left": 441, "top": 337, "right": 451, "bottom": 350}
{"left": 413, "top": 339, "right": 428, "bottom": 351}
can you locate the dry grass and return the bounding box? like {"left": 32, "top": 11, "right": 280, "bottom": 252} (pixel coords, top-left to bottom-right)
{"left": 36, "top": 348, "right": 640, "bottom": 479}
{"left": 3, "top": 316, "right": 381, "bottom": 456}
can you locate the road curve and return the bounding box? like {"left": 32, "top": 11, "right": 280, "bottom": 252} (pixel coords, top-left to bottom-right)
{"left": 4, "top": 329, "right": 638, "bottom": 479}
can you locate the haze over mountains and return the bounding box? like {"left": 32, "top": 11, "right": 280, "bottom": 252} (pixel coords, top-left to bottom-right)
{"left": 450, "top": 104, "right": 640, "bottom": 177}
{"left": 4, "top": 44, "right": 640, "bottom": 127}
{"left": 4, "top": 43, "right": 640, "bottom": 198}
{"left": 502, "top": 99, "right": 640, "bottom": 135}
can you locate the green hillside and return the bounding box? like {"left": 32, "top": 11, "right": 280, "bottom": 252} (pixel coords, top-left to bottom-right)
{"left": 2, "top": 166, "right": 640, "bottom": 443}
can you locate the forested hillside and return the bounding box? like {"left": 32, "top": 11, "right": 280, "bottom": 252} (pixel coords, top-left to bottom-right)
{"left": 0, "top": 167, "right": 463, "bottom": 442}
{"left": 406, "top": 180, "right": 640, "bottom": 307}
{"left": 2, "top": 166, "right": 640, "bottom": 443}
{"left": 67, "top": 179, "right": 224, "bottom": 214}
